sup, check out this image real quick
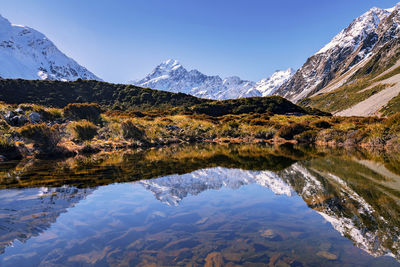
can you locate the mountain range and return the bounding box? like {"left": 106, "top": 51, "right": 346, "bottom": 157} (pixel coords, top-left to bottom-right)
{"left": 2, "top": 2, "right": 400, "bottom": 115}
{"left": 131, "top": 59, "right": 294, "bottom": 100}
{"left": 0, "top": 15, "right": 100, "bottom": 81}
{"left": 131, "top": 2, "right": 400, "bottom": 115}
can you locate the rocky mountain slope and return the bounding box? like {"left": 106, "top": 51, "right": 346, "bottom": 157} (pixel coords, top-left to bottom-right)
{"left": 131, "top": 59, "right": 293, "bottom": 100}
{"left": 0, "top": 14, "right": 100, "bottom": 81}
{"left": 277, "top": 3, "right": 400, "bottom": 116}
{"left": 276, "top": 6, "right": 394, "bottom": 102}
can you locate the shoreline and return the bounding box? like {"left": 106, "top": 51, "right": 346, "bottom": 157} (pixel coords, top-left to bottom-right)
{"left": 2, "top": 136, "right": 399, "bottom": 162}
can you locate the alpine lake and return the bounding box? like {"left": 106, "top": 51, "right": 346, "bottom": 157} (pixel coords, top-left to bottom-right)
{"left": 1, "top": 144, "right": 400, "bottom": 267}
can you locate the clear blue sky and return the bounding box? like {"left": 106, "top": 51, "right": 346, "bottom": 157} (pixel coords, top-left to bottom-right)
{"left": 1, "top": 0, "right": 399, "bottom": 83}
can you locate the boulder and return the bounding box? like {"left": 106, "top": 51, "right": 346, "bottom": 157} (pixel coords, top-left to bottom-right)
{"left": 5, "top": 113, "right": 27, "bottom": 126}
{"left": 29, "top": 112, "right": 41, "bottom": 124}
{"left": 4, "top": 111, "right": 15, "bottom": 122}
{"left": 15, "top": 107, "right": 24, "bottom": 114}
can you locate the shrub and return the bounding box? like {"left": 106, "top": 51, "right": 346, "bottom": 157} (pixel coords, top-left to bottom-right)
{"left": 219, "top": 121, "right": 242, "bottom": 137}
{"left": 69, "top": 120, "right": 98, "bottom": 141}
{"left": 121, "top": 119, "right": 145, "bottom": 140}
{"left": 249, "top": 118, "right": 270, "bottom": 126}
{"left": 254, "top": 128, "right": 276, "bottom": 139}
{"left": 386, "top": 112, "right": 400, "bottom": 128}
{"left": 63, "top": 103, "right": 102, "bottom": 124}
{"left": 0, "top": 136, "right": 21, "bottom": 159}
{"left": 18, "top": 123, "right": 61, "bottom": 152}
{"left": 311, "top": 119, "right": 332, "bottom": 129}
{"left": 36, "top": 107, "right": 63, "bottom": 122}
{"left": 295, "top": 130, "right": 318, "bottom": 143}
{"left": 277, "top": 123, "right": 308, "bottom": 140}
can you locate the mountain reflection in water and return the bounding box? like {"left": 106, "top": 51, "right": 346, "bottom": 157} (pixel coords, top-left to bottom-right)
{"left": 0, "top": 144, "right": 400, "bottom": 266}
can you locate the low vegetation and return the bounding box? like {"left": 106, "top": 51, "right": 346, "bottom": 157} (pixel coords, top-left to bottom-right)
{"left": 17, "top": 123, "right": 64, "bottom": 157}
{"left": 120, "top": 119, "right": 145, "bottom": 140}
{"left": 69, "top": 120, "right": 98, "bottom": 142}
{"left": 381, "top": 93, "right": 400, "bottom": 116}
{"left": 63, "top": 103, "right": 103, "bottom": 124}
{"left": 0, "top": 101, "right": 398, "bottom": 160}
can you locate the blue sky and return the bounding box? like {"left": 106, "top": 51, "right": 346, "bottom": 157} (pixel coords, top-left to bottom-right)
{"left": 1, "top": 0, "right": 399, "bottom": 83}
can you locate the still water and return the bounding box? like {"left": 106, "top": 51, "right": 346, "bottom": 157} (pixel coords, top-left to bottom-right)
{"left": 0, "top": 144, "right": 400, "bottom": 266}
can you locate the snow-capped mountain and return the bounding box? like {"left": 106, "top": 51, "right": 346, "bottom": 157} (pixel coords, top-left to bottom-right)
{"left": 131, "top": 59, "right": 293, "bottom": 100}
{"left": 139, "top": 167, "right": 294, "bottom": 206}
{"left": 0, "top": 14, "right": 100, "bottom": 81}
{"left": 276, "top": 4, "right": 399, "bottom": 102}
{"left": 244, "top": 68, "right": 295, "bottom": 97}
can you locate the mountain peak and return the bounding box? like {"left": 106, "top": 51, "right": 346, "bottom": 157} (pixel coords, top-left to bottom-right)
{"left": 132, "top": 59, "right": 294, "bottom": 100}
{"left": 158, "top": 59, "right": 182, "bottom": 70}
{"left": 0, "top": 14, "right": 101, "bottom": 81}
{"left": 0, "top": 14, "right": 11, "bottom": 26}
{"left": 316, "top": 6, "right": 390, "bottom": 55}
{"left": 252, "top": 69, "right": 295, "bottom": 97}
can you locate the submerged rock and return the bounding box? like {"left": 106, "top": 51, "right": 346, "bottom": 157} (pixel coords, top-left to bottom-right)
{"left": 316, "top": 251, "right": 337, "bottom": 260}
{"left": 205, "top": 252, "right": 224, "bottom": 267}
{"left": 260, "top": 229, "right": 282, "bottom": 241}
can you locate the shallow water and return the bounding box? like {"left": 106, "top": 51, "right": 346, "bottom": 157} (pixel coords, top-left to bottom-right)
{"left": 0, "top": 144, "right": 400, "bottom": 266}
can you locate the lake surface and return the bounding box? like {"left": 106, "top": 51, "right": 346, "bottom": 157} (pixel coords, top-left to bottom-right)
{"left": 0, "top": 144, "right": 400, "bottom": 266}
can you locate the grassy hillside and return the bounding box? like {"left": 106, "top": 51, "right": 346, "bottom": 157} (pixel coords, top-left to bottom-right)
{"left": 300, "top": 81, "right": 390, "bottom": 113}
{"left": 0, "top": 78, "right": 327, "bottom": 116}
{"left": 0, "top": 79, "right": 205, "bottom": 110}
{"left": 381, "top": 93, "right": 400, "bottom": 116}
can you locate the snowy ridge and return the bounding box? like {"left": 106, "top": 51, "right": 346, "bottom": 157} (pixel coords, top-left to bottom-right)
{"left": 317, "top": 7, "right": 390, "bottom": 55}
{"left": 250, "top": 68, "right": 295, "bottom": 97}
{"left": 276, "top": 3, "right": 400, "bottom": 102}
{"left": 131, "top": 59, "right": 293, "bottom": 100}
{"left": 138, "top": 167, "right": 294, "bottom": 206}
{"left": 0, "top": 14, "right": 100, "bottom": 81}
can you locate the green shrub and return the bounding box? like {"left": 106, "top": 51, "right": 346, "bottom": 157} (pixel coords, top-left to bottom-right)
{"left": 63, "top": 103, "right": 102, "bottom": 123}
{"left": 70, "top": 120, "right": 98, "bottom": 141}
{"left": 121, "top": 119, "right": 145, "bottom": 140}
{"left": 277, "top": 123, "right": 308, "bottom": 140}
{"left": 18, "top": 123, "right": 61, "bottom": 151}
